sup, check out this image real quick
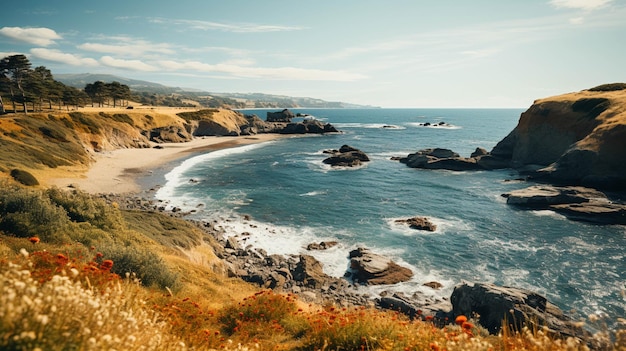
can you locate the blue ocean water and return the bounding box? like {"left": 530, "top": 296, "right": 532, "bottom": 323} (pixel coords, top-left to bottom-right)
{"left": 155, "top": 108, "right": 626, "bottom": 323}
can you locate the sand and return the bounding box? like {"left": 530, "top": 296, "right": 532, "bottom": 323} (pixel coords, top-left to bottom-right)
{"left": 45, "top": 134, "right": 288, "bottom": 194}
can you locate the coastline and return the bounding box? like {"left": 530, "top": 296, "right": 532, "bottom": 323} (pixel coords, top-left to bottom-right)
{"left": 45, "top": 134, "right": 289, "bottom": 194}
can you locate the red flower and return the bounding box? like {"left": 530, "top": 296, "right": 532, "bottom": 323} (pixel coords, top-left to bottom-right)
{"left": 462, "top": 321, "right": 474, "bottom": 330}
{"left": 29, "top": 237, "right": 40, "bottom": 244}
{"left": 100, "top": 260, "right": 114, "bottom": 270}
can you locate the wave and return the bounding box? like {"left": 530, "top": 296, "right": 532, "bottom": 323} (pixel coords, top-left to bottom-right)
{"left": 333, "top": 122, "right": 406, "bottom": 129}
{"left": 155, "top": 142, "right": 273, "bottom": 209}
{"left": 299, "top": 190, "right": 328, "bottom": 197}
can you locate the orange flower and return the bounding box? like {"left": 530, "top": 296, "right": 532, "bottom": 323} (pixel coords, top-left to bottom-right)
{"left": 29, "top": 237, "right": 40, "bottom": 244}
{"left": 455, "top": 315, "right": 468, "bottom": 325}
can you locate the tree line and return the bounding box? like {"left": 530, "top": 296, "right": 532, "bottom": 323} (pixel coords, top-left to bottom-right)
{"left": 0, "top": 54, "right": 131, "bottom": 114}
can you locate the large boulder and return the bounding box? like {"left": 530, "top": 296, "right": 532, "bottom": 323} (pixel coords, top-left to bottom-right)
{"left": 280, "top": 119, "right": 339, "bottom": 134}
{"left": 323, "top": 145, "right": 370, "bottom": 167}
{"left": 348, "top": 247, "right": 413, "bottom": 285}
{"left": 267, "top": 109, "right": 295, "bottom": 122}
{"left": 502, "top": 185, "right": 626, "bottom": 224}
{"left": 451, "top": 282, "right": 587, "bottom": 339}
{"left": 292, "top": 255, "right": 332, "bottom": 289}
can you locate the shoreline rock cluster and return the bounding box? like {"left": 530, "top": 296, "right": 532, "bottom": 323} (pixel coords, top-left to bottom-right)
{"left": 97, "top": 192, "right": 590, "bottom": 340}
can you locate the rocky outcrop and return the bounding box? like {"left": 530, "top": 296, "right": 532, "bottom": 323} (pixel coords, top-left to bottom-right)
{"left": 347, "top": 247, "right": 413, "bottom": 285}
{"left": 397, "top": 148, "right": 485, "bottom": 171}
{"left": 502, "top": 185, "right": 626, "bottom": 224}
{"left": 149, "top": 126, "right": 193, "bottom": 143}
{"left": 451, "top": 282, "right": 588, "bottom": 340}
{"left": 280, "top": 119, "right": 339, "bottom": 134}
{"left": 488, "top": 87, "right": 626, "bottom": 190}
{"left": 394, "top": 217, "right": 437, "bottom": 232}
{"left": 266, "top": 109, "right": 295, "bottom": 122}
{"left": 323, "top": 145, "right": 370, "bottom": 167}
{"left": 306, "top": 241, "right": 339, "bottom": 250}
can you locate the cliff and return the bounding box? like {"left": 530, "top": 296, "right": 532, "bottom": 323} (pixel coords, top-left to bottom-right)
{"left": 489, "top": 84, "right": 626, "bottom": 190}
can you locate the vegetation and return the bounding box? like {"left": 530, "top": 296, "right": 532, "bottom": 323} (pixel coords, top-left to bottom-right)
{"left": 0, "top": 181, "right": 624, "bottom": 350}
{"left": 588, "top": 83, "right": 626, "bottom": 92}
{"left": 9, "top": 169, "right": 39, "bottom": 186}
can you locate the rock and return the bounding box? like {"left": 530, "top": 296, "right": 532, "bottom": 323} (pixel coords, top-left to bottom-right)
{"left": 378, "top": 294, "right": 421, "bottom": 319}
{"left": 451, "top": 282, "right": 588, "bottom": 340}
{"left": 292, "top": 255, "right": 332, "bottom": 289}
{"left": 306, "top": 241, "right": 339, "bottom": 250}
{"left": 423, "top": 281, "right": 443, "bottom": 289}
{"left": 503, "top": 185, "right": 608, "bottom": 206}
{"left": 423, "top": 157, "right": 482, "bottom": 171}
{"left": 149, "top": 126, "right": 193, "bottom": 143}
{"left": 470, "top": 147, "right": 489, "bottom": 158}
{"left": 399, "top": 148, "right": 484, "bottom": 171}
{"left": 266, "top": 109, "right": 295, "bottom": 122}
{"left": 394, "top": 217, "right": 437, "bottom": 232}
{"left": 322, "top": 145, "right": 370, "bottom": 167}
{"left": 348, "top": 247, "right": 413, "bottom": 285}
{"left": 488, "top": 89, "right": 626, "bottom": 190}
{"left": 503, "top": 185, "right": 626, "bottom": 224}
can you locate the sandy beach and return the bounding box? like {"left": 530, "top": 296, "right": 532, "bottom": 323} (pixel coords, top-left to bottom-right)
{"left": 46, "top": 134, "right": 287, "bottom": 194}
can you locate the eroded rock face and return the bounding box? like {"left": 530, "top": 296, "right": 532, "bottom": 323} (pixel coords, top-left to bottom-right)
{"left": 348, "top": 247, "right": 413, "bottom": 285}
{"left": 150, "top": 126, "right": 193, "bottom": 143}
{"left": 397, "top": 148, "right": 485, "bottom": 171}
{"left": 489, "top": 90, "right": 626, "bottom": 190}
{"left": 266, "top": 109, "right": 295, "bottom": 122}
{"left": 451, "top": 282, "right": 587, "bottom": 340}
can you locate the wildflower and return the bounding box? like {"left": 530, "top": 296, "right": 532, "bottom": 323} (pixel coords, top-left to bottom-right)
{"left": 455, "top": 315, "right": 468, "bottom": 325}
{"left": 29, "top": 237, "right": 40, "bottom": 244}
{"left": 100, "top": 260, "right": 114, "bottom": 270}
{"left": 20, "top": 248, "right": 29, "bottom": 258}
{"left": 462, "top": 321, "right": 474, "bottom": 330}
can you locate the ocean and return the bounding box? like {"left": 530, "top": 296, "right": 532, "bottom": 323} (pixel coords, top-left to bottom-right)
{"left": 154, "top": 108, "right": 626, "bottom": 325}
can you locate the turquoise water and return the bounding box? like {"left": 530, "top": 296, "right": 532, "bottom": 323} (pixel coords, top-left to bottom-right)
{"left": 155, "top": 108, "right": 626, "bottom": 324}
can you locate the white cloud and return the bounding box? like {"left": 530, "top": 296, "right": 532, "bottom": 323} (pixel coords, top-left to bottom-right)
{"left": 156, "top": 60, "right": 366, "bottom": 81}
{"left": 549, "top": 0, "right": 612, "bottom": 10}
{"left": 149, "top": 17, "right": 304, "bottom": 33}
{"left": 0, "top": 27, "right": 62, "bottom": 46}
{"left": 30, "top": 48, "right": 99, "bottom": 66}
{"left": 100, "top": 56, "right": 158, "bottom": 71}
{"left": 78, "top": 41, "right": 175, "bottom": 56}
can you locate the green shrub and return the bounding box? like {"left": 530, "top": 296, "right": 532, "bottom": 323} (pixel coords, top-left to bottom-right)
{"left": 45, "top": 188, "right": 124, "bottom": 231}
{"left": 588, "top": 83, "right": 626, "bottom": 92}
{"left": 98, "top": 244, "right": 180, "bottom": 290}
{"left": 9, "top": 169, "right": 39, "bottom": 186}
{"left": 112, "top": 113, "right": 134, "bottom": 126}
{"left": 0, "top": 181, "right": 70, "bottom": 242}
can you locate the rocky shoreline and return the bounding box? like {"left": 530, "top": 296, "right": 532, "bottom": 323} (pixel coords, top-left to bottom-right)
{"left": 97, "top": 191, "right": 590, "bottom": 341}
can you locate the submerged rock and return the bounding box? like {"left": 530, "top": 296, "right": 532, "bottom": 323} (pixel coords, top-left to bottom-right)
{"left": 394, "top": 217, "right": 437, "bottom": 232}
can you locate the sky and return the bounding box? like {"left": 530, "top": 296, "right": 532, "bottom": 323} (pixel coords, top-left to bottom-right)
{"left": 1, "top": 0, "right": 625, "bottom": 108}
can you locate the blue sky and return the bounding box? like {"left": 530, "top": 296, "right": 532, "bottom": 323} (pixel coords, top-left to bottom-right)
{"left": 1, "top": 0, "right": 624, "bottom": 107}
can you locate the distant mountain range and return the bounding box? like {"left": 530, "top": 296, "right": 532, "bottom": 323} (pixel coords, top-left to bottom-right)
{"left": 55, "top": 73, "right": 378, "bottom": 109}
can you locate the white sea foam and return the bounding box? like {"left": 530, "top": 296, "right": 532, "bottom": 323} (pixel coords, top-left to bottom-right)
{"left": 386, "top": 216, "right": 474, "bottom": 236}
{"left": 155, "top": 142, "right": 272, "bottom": 208}
{"left": 333, "top": 122, "right": 405, "bottom": 129}
{"left": 530, "top": 210, "right": 567, "bottom": 220}
{"left": 299, "top": 190, "right": 328, "bottom": 197}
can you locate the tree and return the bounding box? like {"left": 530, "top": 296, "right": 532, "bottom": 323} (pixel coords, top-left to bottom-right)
{"left": 84, "top": 81, "right": 109, "bottom": 107}
{"left": 106, "top": 81, "right": 131, "bottom": 107}
{"left": 0, "top": 54, "right": 32, "bottom": 113}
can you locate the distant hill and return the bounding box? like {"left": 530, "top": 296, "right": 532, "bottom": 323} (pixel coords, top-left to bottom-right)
{"left": 55, "top": 73, "right": 378, "bottom": 109}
